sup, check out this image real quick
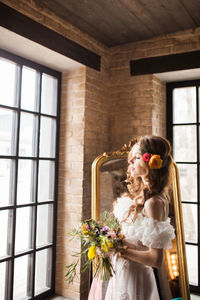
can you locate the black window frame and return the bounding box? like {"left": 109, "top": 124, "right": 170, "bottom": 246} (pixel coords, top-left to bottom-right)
{"left": 0, "top": 48, "right": 61, "bottom": 300}
{"left": 167, "top": 79, "right": 200, "bottom": 295}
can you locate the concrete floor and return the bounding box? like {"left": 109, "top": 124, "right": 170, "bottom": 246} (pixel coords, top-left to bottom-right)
{"left": 45, "top": 293, "right": 200, "bottom": 300}
{"left": 45, "top": 296, "right": 70, "bottom": 300}
{"left": 191, "top": 294, "right": 200, "bottom": 300}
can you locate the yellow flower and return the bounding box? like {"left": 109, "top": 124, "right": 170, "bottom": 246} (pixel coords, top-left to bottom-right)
{"left": 88, "top": 245, "right": 96, "bottom": 260}
{"left": 102, "top": 244, "right": 109, "bottom": 252}
{"left": 101, "top": 238, "right": 114, "bottom": 252}
{"left": 149, "top": 155, "right": 163, "bottom": 169}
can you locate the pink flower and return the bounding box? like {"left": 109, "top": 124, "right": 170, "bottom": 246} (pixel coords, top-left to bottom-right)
{"left": 102, "top": 226, "right": 109, "bottom": 233}
{"left": 142, "top": 152, "right": 151, "bottom": 162}
{"left": 108, "top": 231, "right": 116, "bottom": 239}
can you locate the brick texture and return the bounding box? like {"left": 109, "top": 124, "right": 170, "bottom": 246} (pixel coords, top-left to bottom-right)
{"left": 56, "top": 68, "right": 86, "bottom": 299}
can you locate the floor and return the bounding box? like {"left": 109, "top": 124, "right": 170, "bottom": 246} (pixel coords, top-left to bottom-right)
{"left": 191, "top": 294, "right": 200, "bottom": 300}
{"left": 46, "top": 293, "right": 200, "bottom": 300}
{"left": 45, "top": 296, "right": 69, "bottom": 300}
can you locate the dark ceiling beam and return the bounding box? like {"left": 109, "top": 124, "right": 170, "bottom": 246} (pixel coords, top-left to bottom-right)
{"left": 0, "top": 2, "right": 101, "bottom": 71}
{"left": 130, "top": 50, "right": 200, "bottom": 76}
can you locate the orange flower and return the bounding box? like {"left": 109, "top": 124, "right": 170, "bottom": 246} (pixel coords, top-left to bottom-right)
{"left": 118, "top": 233, "right": 125, "bottom": 239}
{"left": 81, "top": 224, "right": 87, "bottom": 231}
{"left": 149, "top": 155, "right": 163, "bottom": 169}
{"left": 81, "top": 224, "right": 88, "bottom": 234}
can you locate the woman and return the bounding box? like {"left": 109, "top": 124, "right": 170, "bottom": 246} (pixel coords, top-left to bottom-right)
{"left": 89, "top": 135, "right": 175, "bottom": 300}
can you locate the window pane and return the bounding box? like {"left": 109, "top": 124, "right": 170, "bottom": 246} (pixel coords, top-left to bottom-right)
{"left": 173, "top": 125, "right": 196, "bottom": 162}
{"left": 0, "top": 108, "right": 17, "bottom": 156}
{"left": 0, "top": 55, "right": 59, "bottom": 299}
{"left": 186, "top": 245, "right": 198, "bottom": 285}
{"left": 15, "top": 207, "right": 32, "bottom": 253}
{"left": 35, "top": 248, "right": 52, "bottom": 295}
{"left": 17, "top": 160, "right": 36, "bottom": 204}
{"left": 198, "top": 87, "right": 200, "bottom": 122}
{"left": 41, "top": 74, "right": 57, "bottom": 116}
{"left": 0, "top": 210, "right": 10, "bottom": 258}
{"left": 38, "top": 160, "right": 55, "bottom": 202}
{"left": 178, "top": 164, "right": 197, "bottom": 202}
{"left": 13, "top": 255, "right": 31, "bottom": 300}
{"left": 39, "top": 116, "right": 56, "bottom": 158}
{"left": 173, "top": 87, "right": 196, "bottom": 123}
{"left": 182, "top": 203, "right": 197, "bottom": 243}
{"left": 0, "top": 262, "right": 6, "bottom": 300}
{"left": 0, "top": 58, "right": 17, "bottom": 107}
{"left": 19, "top": 112, "right": 38, "bottom": 157}
{"left": 36, "top": 204, "right": 53, "bottom": 247}
{"left": 21, "top": 66, "right": 39, "bottom": 112}
{"left": 0, "top": 159, "right": 15, "bottom": 207}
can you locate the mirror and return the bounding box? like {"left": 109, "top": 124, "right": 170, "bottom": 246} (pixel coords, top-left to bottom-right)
{"left": 91, "top": 141, "right": 190, "bottom": 300}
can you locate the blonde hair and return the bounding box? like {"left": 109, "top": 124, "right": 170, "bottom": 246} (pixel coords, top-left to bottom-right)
{"left": 121, "top": 135, "right": 173, "bottom": 223}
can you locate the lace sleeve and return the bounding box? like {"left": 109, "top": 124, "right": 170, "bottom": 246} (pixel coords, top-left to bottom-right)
{"left": 135, "top": 217, "right": 176, "bottom": 250}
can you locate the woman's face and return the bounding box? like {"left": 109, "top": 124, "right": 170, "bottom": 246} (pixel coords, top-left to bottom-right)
{"left": 128, "top": 144, "right": 148, "bottom": 178}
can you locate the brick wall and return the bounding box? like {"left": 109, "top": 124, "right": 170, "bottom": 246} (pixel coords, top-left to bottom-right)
{"left": 109, "top": 28, "right": 200, "bottom": 149}
{"left": 109, "top": 73, "right": 155, "bottom": 150}
{"left": 56, "top": 63, "right": 111, "bottom": 300}
{"left": 152, "top": 75, "right": 166, "bottom": 136}
{"left": 56, "top": 61, "right": 111, "bottom": 300}
{"left": 1, "top": 0, "right": 200, "bottom": 299}
{"left": 56, "top": 68, "right": 86, "bottom": 299}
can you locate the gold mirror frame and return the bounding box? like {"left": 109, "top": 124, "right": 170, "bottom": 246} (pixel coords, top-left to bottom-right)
{"left": 91, "top": 142, "right": 190, "bottom": 300}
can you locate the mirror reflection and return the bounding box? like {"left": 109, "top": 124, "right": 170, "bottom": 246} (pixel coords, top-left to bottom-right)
{"left": 100, "top": 158, "right": 128, "bottom": 219}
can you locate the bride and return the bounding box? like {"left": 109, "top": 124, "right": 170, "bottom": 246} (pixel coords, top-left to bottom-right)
{"left": 88, "top": 135, "right": 175, "bottom": 300}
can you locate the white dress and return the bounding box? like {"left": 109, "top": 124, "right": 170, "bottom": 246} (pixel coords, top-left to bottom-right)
{"left": 103, "top": 195, "right": 176, "bottom": 300}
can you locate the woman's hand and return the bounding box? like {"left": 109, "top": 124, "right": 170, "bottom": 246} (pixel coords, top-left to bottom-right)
{"left": 118, "top": 245, "right": 128, "bottom": 259}
{"left": 118, "top": 239, "right": 137, "bottom": 258}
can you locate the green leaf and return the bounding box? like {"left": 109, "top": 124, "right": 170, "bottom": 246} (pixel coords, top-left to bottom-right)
{"left": 65, "top": 259, "right": 79, "bottom": 284}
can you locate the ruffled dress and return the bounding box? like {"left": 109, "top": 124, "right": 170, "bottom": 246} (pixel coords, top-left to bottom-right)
{"left": 88, "top": 195, "right": 175, "bottom": 300}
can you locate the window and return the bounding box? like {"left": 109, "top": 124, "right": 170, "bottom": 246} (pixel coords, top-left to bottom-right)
{"left": 0, "top": 49, "right": 61, "bottom": 300}
{"left": 167, "top": 80, "right": 200, "bottom": 294}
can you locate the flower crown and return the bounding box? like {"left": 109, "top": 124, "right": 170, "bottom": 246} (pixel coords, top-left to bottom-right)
{"left": 140, "top": 147, "right": 168, "bottom": 169}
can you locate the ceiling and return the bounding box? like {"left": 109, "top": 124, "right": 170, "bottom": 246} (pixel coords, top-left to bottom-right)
{"left": 35, "top": 0, "right": 200, "bottom": 47}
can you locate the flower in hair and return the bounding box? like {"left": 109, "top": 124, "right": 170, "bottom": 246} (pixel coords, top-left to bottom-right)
{"left": 142, "top": 152, "right": 151, "bottom": 162}
{"left": 149, "top": 155, "right": 163, "bottom": 169}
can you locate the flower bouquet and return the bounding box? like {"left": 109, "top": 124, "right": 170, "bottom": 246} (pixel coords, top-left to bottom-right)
{"left": 65, "top": 211, "right": 124, "bottom": 284}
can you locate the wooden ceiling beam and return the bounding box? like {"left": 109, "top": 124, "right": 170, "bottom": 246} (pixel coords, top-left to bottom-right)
{"left": 130, "top": 50, "right": 200, "bottom": 76}
{"left": 0, "top": 2, "right": 101, "bottom": 71}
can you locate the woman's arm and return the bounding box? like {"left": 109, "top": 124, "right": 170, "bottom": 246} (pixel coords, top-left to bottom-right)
{"left": 119, "top": 246, "right": 163, "bottom": 268}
